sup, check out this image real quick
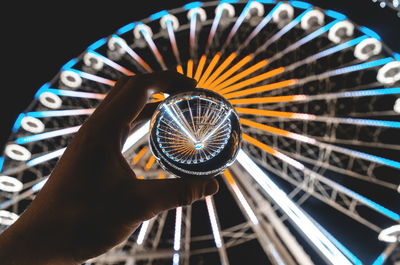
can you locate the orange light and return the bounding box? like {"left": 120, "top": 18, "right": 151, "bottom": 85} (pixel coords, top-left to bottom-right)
{"left": 219, "top": 67, "right": 284, "bottom": 95}
{"left": 235, "top": 108, "right": 295, "bottom": 118}
{"left": 131, "top": 146, "right": 148, "bottom": 164}
{"left": 240, "top": 118, "right": 289, "bottom": 138}
{"left": 203, "top": 52, "right": 237, "bottom": 88}
{"left": 187, "top": 59, "right": 194, "bottom": 78}
{"left": 213, "top": 59, "right": 268, "bottom": 91}
{"left": 194, "top": 55, "right": 207, "bottom": 81}
{"left": 176, "top": 65, "right": 184, "bottom": 74}
{"left": 208, "top": 55, "right": 253, "bottom": 90}
{"left": 149, "top": 93, "right": 166, "bottom": 103}
{"left": 242, "top": 133, "right": 277, "bottom": 155}
{"left": 223, "top": 169, "right": 235, "bottom": 184}
{"left": 223, "top": 79, "right": 298, "bottom": 99}
{"left": 198, "top": 53, "right": 221, "bottom": 87}
{"left": 144, "top": 155, "right": 156, "bottom": 171}
{"left": 158, "top": 174, "right": 165, "bottom": 179}
{"left": 229, "top": 95, "right": 298, "bottom": 105}
{"left": 137, "top": 176, "right": 144, "bottom": 180}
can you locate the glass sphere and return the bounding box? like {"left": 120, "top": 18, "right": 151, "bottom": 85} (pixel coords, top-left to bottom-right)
{"left": 149, "top": 89, "right": 242, "bottom": 178}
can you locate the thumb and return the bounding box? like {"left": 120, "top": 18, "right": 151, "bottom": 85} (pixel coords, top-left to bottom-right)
{"left": 134, "top": 177, "right": 219, "bottom": 215}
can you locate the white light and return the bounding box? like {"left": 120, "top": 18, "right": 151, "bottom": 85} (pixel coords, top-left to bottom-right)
{"left": 5, "top": 144, "right": 31, "bottom": 161}
{"left": 136, "top": 220, "right": 150, "bottom": 245}
{"left": 21, "top": 116, "right": 45, "bottom": 134}
{"left": 229, "top": 181, "right": 259, "bottom": 225}
{"left": 83, "top": 52, "right": 104, "bottom": 71}
{"left": 354, "top": 38, "right": 382, "bottom": 61}
{"left": 134, "top": 23, "right": 153, "bottom": 39}
{"left": 172, "top": 253, "right": 180, "bottom": 265}
{"left": 122, "top": 121, "right": 150, "bottom": 153}
{"left": 60, "top": 70, "right": 83, "bottom": 88}
{"left": 39, "top": 92, "right": 62, "bottom": 109}
{"left": 160, "top": 14, "right": 180, "bottom": 30}
{"left": 0, "top": 210, "right": 19, "bottom": 226}
{"left": 215, "top": 3, "right": 235, "bottom": 18}
{"left": 26, "top": 147, "right": 66, "bottom": 167}
{"left": 378, "top": 225, "right": 400, "bottom": 243}
{"left": 301, "top": 9, "right": 325, "bottom": 30}
{"left": 328, "top": 20, "right": 354, "bottom": 43}
{"left": 246, "top": 1, "right": 264, "bottom": 19}
{"left": 0, "top": 176, "right": 23, "bottom": 192}
{"left": 205, "top": 196, "right": 222, "bottom": 248}
{"left": 236, "top": 150, "right": 353, "bottom": 265}
{"left": 164, "top": 104, "right": 197, "bottom": 144}
{"left": 377, "top": 61, "right": 400, "bottom": 84}
{"left": 107, "top": 37, "right": 126, "bottom": 55}
{"left": 187, "top": 7, "right": 207, "bottom": 22}
{"left": 272, "top": 3, "right": 294, "bottom": 24}
{"left": 174, "top": 207, "right": 182, "bottom": 251}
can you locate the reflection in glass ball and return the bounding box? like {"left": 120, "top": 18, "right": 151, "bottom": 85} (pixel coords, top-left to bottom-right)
{"left": 149, "top": 89, "right": 241, "bottom": 178}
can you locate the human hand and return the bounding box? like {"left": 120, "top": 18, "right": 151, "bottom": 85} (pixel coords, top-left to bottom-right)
{"left": 0, "top": 71, "right": 219, "bottom": 265}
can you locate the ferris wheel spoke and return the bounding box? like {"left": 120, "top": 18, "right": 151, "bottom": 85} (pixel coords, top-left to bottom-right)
{"left": 85, "top": 51, "right": 135, "bottom": 76}
{"left": 14, "top": 125, "right": 81, "bottom": 144}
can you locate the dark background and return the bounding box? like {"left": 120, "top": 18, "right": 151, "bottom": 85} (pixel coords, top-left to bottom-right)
{"left": 0, "top": 0, "right": 399, "bottom": 149}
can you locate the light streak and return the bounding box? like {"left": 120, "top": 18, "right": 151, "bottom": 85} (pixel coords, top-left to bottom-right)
{"left": 87, "top": 51, "right": 134, "bottom": 75}
{"left": 144, "top": 156, "right": 156, "bottom": 171}
{"left": 136, "top": 220, "right": 150, "bottom": 245}
{"left": 213, "top": 59, "right": 268, "bottom": 91}
{"left": 117, "top": 22, "right": 136, "bottom": 35}
{"left": 137, "top": 23, "right": 167, "bottom": 70}
{"left": 223, "top": 79, "right": 297, "bottom": 99}
{"left": 219, "top": 67, "right": 284, "bottom": 94}
{"left": 198, "top": 53, "right": 221, "bottom": 87}
{"left": 224, "top": 1, "right": 252, "bottom": 47}
{"left": 122, "top": 121, "right": 150, "bottom": 153}
{"left": 229, "top": 95, "right": 305, "bottom": 105}
{"left": 173, "top": 207, "right": 182, "bottom": 251}
{"left": 15, "top": 126, "right": 81, "bottom": 144}
{"left": 205, "top": 196, "right": 222, "bottom": 248}
{"left": 187, "top": 59, "right": 194, "bottom": 78}
{"left": 66, "top": 69, "right": 116, "bottom": 86}
{"left": 26, "top": 147, "right": 66, "bottom": 167}
{"left": 26, "top": 108, "right": 95, "bottom": 118}
{"left": 111, "top": 35, "right": 153, "bottom": 72}
{"left": 87, "top": 38, "right": 107, "bottom": 51}
{"left": 35, "top": 87, "right": 106, "bottom": 100}
{"left": 194, "top": 54, "right": 207, "bottom": 81}
{"left": 149, "top": 10, "right": 168, "bottom": 21}
{"left": 189, "top": 10, "right": 197, "bottom": 56}
{"left": 165, "top": 15, "right": 181, "bottom": 65}
{"left": 203, "top": 53, "right": 237, "bottom": 88}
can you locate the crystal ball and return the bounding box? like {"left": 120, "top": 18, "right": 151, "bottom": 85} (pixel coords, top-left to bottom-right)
{"left": 149, "top": 89, "right": 242, "bottom": 178}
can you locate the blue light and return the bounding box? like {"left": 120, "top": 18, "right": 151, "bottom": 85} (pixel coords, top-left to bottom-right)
{"left": 289, "top": 0, "right": 312, "bottom": 9}
{"left": 329, "top": 57, "right": 393, "bottom": 76}
{"left": 12, "top": 113, "right": 26, "bottom": 133}
{"left": 359, "top": 26, "right": 381, "bottom": 41}
{"left": 0, "top": 157, "right": 4, "bottom": 172}
{"left": 372, "top": 253, "right": 386, "bottom": 265}
{"left": 32, "top": 178, "right": 48, "bottom": 192}
{"left": 87, "top": 38, "right": 107, "bottom": 51}
{"left": 342, "top": 87, "right": 400, "bottom": 97}
{"left": 257, "top": 0, "right": 275, "bottom": 3}
{"left": 220, "top": 0, "right": 238, "bottom": 3}
{"left": 34, "top": 82, "right": 51, "bottom": 99}
{"left": 61, "top": 58, "right": 78, "bottom": 71}
{"left": 393, "top": 52, "right": 400, "bottom": 61}
{"left": 149, "top": 10, "right": 168, "bottom": 21}
{"left": 184, "top": 1, "right": 203, "bottom": 10}
{"left": 325, "top": 9, "right": 347, "bottom": 20}
{"left": 116, "top": 22, "right": 136, "bottom": 35}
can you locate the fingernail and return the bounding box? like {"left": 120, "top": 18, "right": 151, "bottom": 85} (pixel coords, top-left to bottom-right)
{"left": 204, "top": 179, "right": 219, "bottom": 196}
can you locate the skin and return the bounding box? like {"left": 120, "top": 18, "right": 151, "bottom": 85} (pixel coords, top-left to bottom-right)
{"left": 0, "top": 71, "right": 219, "bottom": 265}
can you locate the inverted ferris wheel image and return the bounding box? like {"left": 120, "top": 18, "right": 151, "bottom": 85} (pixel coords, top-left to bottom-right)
{"left": 1, "top": 0, "right": 400, "bottom": 264}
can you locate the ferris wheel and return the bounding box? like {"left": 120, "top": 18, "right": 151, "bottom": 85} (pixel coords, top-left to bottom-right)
{"left": 1, "top": 1, "right": 400, "bottom": 264}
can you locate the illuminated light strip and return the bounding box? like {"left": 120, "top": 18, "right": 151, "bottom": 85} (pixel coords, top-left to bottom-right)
{"left": 0, "top": 157, "right": 4, "bottom": 172}
{"left": 318, "top": 57, "right": 394, "bottom": 79}
{"left": 236, "top": 107, "right": 400, "bottom": 128}
{"left": 176, "top": 65, "right": 184, "bottom": 74}
{"left": 203, "top": 53, "right": 236, "bottom": 88}
{"left": 173, "top": 207, "right": 182, "bottom": 251}
{"left": 242, "top": 2, "right": 283, "bottom": 48}
{"left": 223, "top": 79, "right": 298, "bottom": 99}
{"left": 131, "top": 146, "right": 148, "bottom": 164}
{"left": 144, "top": 156, "right": 156, "bottom": 171}
{"left": 206, "top": 1, "right": 224, "bottom": 52}
{"left": 158, "top": 174, "right": 165, "bottom": 179}
{"left": 242, "top": 133, "right": 305, "bottom": 169}
{"left": 224, "top": 170, "right": 259, "bottom": 224}
{"left": 229, "top": 95, "right": 304, "bottom": 105}
{"left": 136, "top": 220, "right": 150, "bottom": 245}
{"left": 213, "top": 59, "right": 268, "bottom": 91}
{"left": 87, "top": 51, "right": 134, "bottom": 75}
{"left": 87, "top": 38, "right": 107, "bottom": 51}
{"left": 26, "top": 147, "right": 66, "bottom": 167}
{"left": 36, "top": 87, "right": 106, "bottom": 100}
{"left": 138, "top": 24, "right": 167, "bottom": 70}
{"left": 26, "top": 108, "right": 95, "bottom": 118}
{"left": 117, "top": 22, "right": 136, "bottom": 35}
{"left": 164, "top": 104, "right": 197, "bottom": 143}
{"left": 219, "top": 67, "right": 284, "bottom": 94}
{"left": 165, "top": 16, "right": 181, "bottom": 65}
{"left": 270, "top": 20, "right": 340, "bottom": 63}
{"left": 111, "top": 35, "right": 153, "bottom": 72}
{"left": 372, "top": 253, "right": 386, "bottom": 265}
{"left": 172, "top": 253, "right": 180, "bottom": 265}
{"left": 149, "top": 10, "right": 168, "bottom": 21}
{"left": 66, "top": 69, "right": 116, "bottom": 86}
{"left": 122, "top": 121, "right": 150, "bottom": 153}
{"left": 12, "top": 113, "right": 26, "bottom": 133}
{"left": 197, "top": 53, "right": 221, "bottom": 87}
{"left": 15, "top": 126, "right": 81, "bottom": 144}
{"left": 223, "top": 1, "right": 252, "bottom": 46}
{"left": 257, "top": 8, "right": 312, "bottom": 53}
{"left": 194, "top": 55, "right": 207, "bottom": 81}
{"left": 359, "top": 26, "right": 381, "bottom": 41}
{"left": 205, "top": 196, "right": 222, "bottom": 248}
{"left": 189, "top": 10, "right": 197, "bottom": 56}
{"left": 207, "top": 55, "right": 253, "bottom": 90}
{"left": 236, "top": 150, "right": 354, "bottom": 265}
{"left": 187, "top": 59, "right": 194, "bottom": 78}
